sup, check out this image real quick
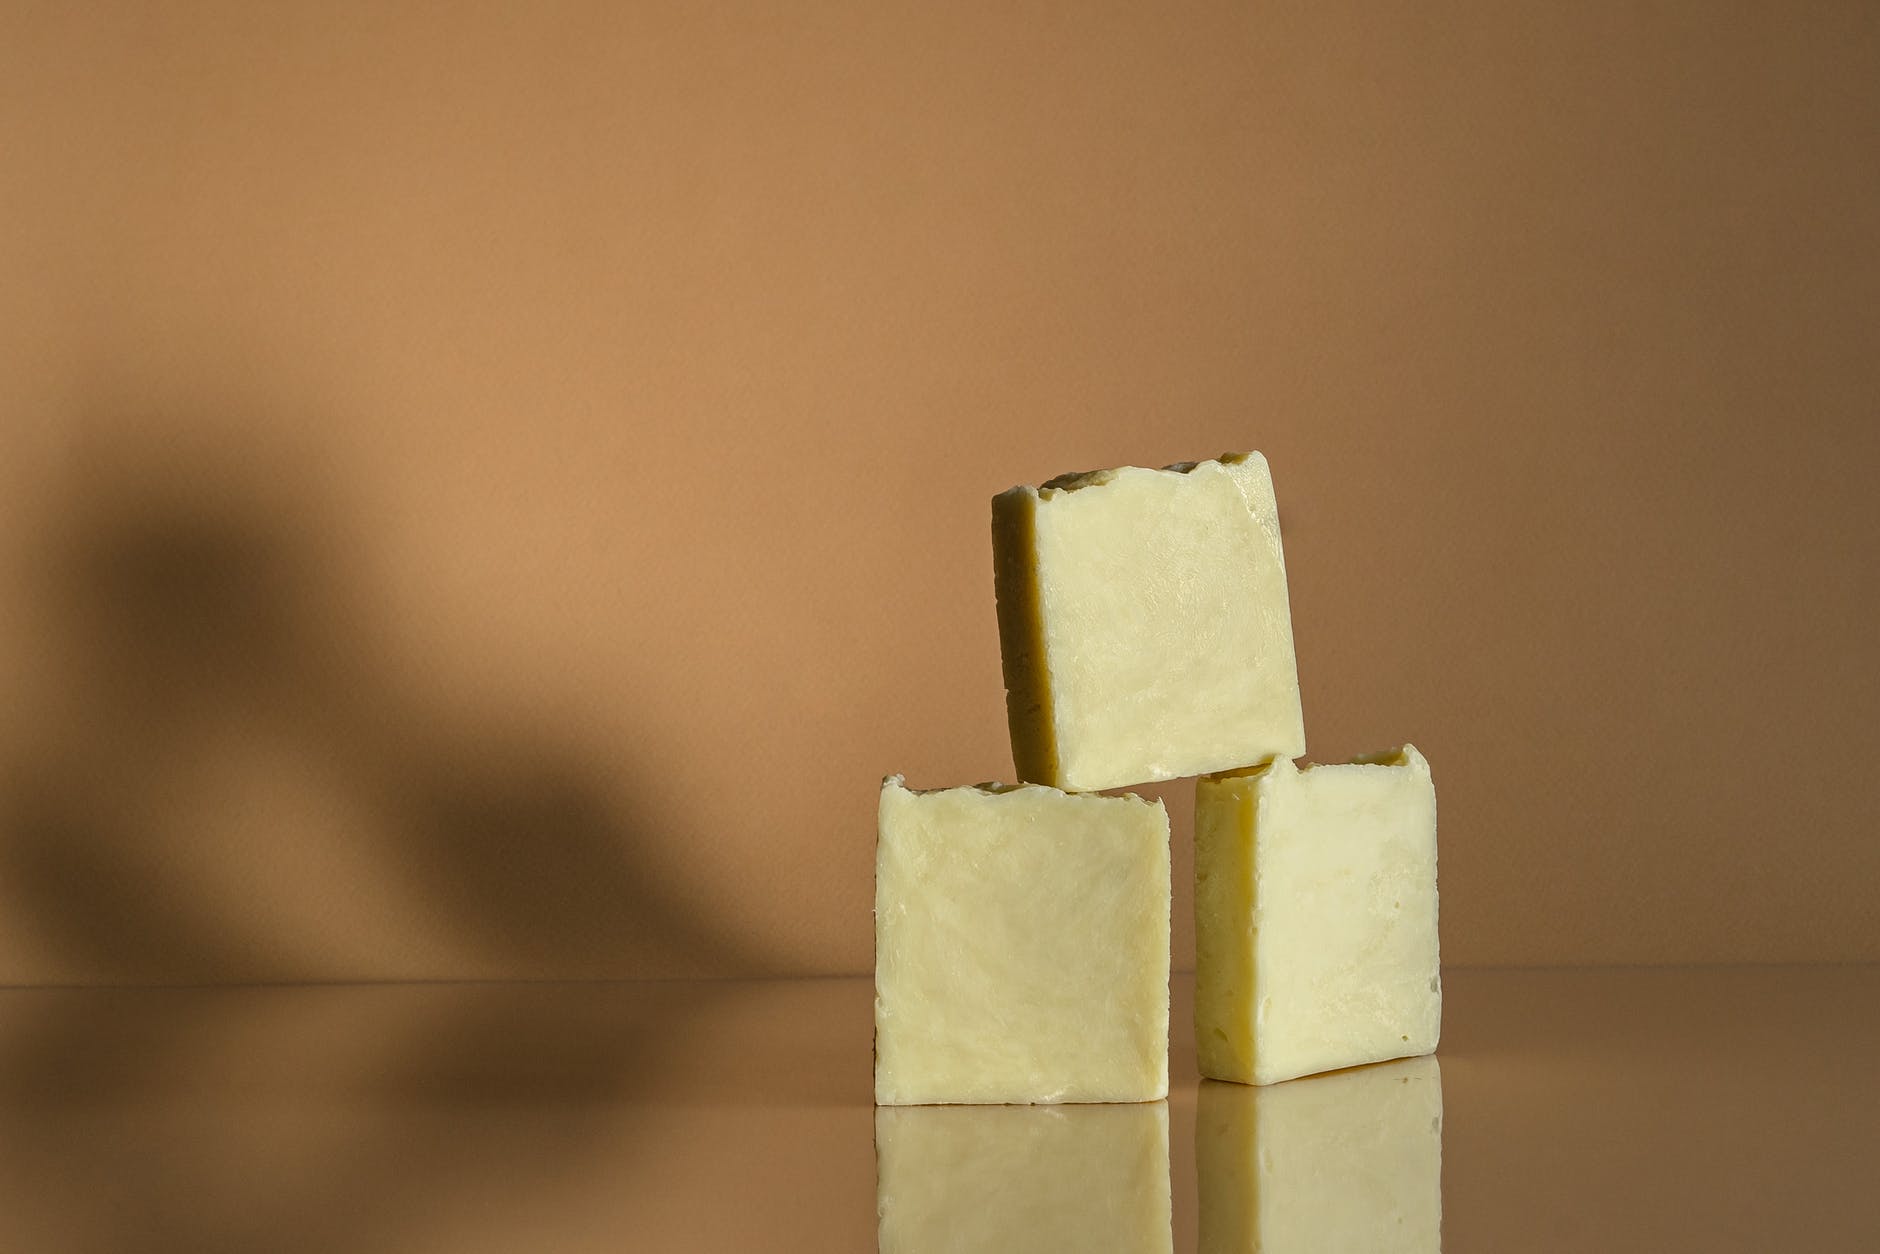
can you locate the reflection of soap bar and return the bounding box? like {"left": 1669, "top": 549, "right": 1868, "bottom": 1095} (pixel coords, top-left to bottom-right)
{"left": 992, "top": 453, "right": 1305, "bottom": 792}
{"left": 1196, "top": 747, "right": 1439, "bottom": 1085}
{"left": 1198, "top": 1057, "right": 1442, "bottom": 1254}
{"left": 874, "top": 777, "right": 1170, "bottom": 1105}
{"left": 878, "top": 1101, "right": 1173, "bottom": 1254}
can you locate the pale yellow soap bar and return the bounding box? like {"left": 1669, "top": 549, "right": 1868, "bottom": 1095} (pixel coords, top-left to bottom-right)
{"left": 992, "top": 452, "right": 1305, "bottom": 792}
{"left": 877, "top": 1102, "right": 1173, "bottom": 1253}
{"left": 1198, "top": 1057, "right": 1443, "bottom": 1254}
{"left": 1196, "top": 746, "right": 1439, "bottom": 1085}
{"left": 874, "top": 777, "right": 1170, "bottom": 1105}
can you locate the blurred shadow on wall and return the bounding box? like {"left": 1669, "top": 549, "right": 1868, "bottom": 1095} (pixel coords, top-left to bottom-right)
{"left": 0, "top": 403, "right": 812, "bottom": 1248}
{"left": 1, "top": 402, "right": 770, "bottom": 983}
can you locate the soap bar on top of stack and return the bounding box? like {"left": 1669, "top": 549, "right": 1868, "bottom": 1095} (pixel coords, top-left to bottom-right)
{"left": 873, "top": 777, "right": 1170, "bottom": 1105}
{"left": 992, "top": 452, "right": 1305, "bottom": 792}
{"left": 1195, "top": 747, "right": 1440, "bottom": 1086}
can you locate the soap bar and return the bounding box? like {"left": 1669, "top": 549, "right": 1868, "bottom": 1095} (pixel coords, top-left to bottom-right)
{"left": 1195, "top": 746, "right": 1439, "bottom": 1085}
{"left": 878, "top": 1102, "right": 1172, "bottom": 1253}
{"left": 874, "top": 776, "right": 1170, "bottom": 1105}
{"left": 1198, "top": 1057, "right": 1443, "bottom": 1254}
{"left": 991, "top": 452, "right": 1305, "bottom": 792}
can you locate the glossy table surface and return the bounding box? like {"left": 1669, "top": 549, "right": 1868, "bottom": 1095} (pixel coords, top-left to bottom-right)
{"left": 2, "top": 966, "right": 1875, "bottom": 1252}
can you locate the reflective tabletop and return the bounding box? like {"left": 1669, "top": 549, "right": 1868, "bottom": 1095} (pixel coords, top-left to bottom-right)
{"left": 1, "top": 967, "right": 1874, "bottom": 1252}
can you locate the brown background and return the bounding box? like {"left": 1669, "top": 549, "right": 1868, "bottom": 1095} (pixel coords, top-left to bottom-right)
{"left": 1, "top": 0, "right": 1874, "bottom": 985}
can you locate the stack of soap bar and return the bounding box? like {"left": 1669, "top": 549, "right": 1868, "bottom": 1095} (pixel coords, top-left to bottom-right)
{"left": 992, "top": 453, "right": 1305, "bottom": 792}
{"left": 874, "top": 777, "right": 1170, "bottom": 1105}
{"left": 877, "top": 447, "right": 1441, "bottom": 1107}
{"left": 1197, "top": 1057, "right": 1443, "bottom": 1254}
{"left": 877, "top": 1103, "right": 1172, "bottom": 1253}
{"left": 1195, "top": 747, "right": 1440, "bottom": 1085}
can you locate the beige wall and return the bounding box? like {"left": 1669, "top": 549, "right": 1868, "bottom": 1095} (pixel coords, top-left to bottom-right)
{"left": 2, "top": 1, "right": 1875, "bottom": 983}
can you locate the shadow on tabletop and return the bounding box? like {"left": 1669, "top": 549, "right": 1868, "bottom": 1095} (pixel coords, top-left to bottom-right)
{"left": 0, "top": 978, "right": 867, "bottom": 1254}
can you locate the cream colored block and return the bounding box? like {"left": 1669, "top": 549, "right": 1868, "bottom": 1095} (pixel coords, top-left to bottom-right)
{"left": 1198, "top": 1057, "right": 1443, "bottom": 1254}
{"left": 1196, "top": 746, "right": 1439, "bottom": 1085}
{"left": 992, "top": 452, "right": 1305, "bottom": 792}
{"left": 878, "top": 1101, "right": 1173, "bottom": 1254}
{"left": 874, "top": 777, "right": 1170, "bottom": 1105}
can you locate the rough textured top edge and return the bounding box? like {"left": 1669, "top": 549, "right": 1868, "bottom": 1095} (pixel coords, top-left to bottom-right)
{"left": 1199, "top": 756, "right": 1286, "bottom": 784}
{"left": 1299, "top": 743, "right": 1425, "bottom": 773}
{"left": 879, "top": 775, "right": 1166, "bottom": 807}
{"left": 1345, "top": 744, "right": 1419, "bottom": 769}
{"left": 999, "top": 450, "right": 1263, "bottom": 501}
{"left": 1200, "top": 744, "right": 1425, "bottom": 784}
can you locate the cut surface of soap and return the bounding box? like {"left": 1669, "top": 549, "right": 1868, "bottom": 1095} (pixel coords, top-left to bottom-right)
{"left": 1195, "top": 746, "right": 1439, "bottom": 1086}
{"left": 877, "top": 1101, "right": 1172, "bottom": 1253}
{"left": 992, "top": 452, "right": 1305, "bottom": 792}
{"left": 1197, "top": 1057, "right": 1443, "bottom": 1254}
{"left": 874, "top": 776, "right": 1170, "bottom": 1105}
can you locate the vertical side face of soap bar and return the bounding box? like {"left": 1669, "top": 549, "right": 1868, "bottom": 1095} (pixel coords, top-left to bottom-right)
{"left": 1195, "top": 747, "right": 1440, "bottom": 1086}
{"left": 991, "top": 488, "right": 1058, "bottom": 787}
{"left": 991, "top": 453, "right": 1305, "bottom": 793}
{"left": 877, "top": 1102, "right": 1173, "bottom": 1254}
{"left": 1197, "top": 1058, "right": 1443, "bottom": 1254}
{"left": 874, "top": 778, "right": 1171, "bottom": 1105}
{"left": 1194, "top": 772, "right": 1260, "bottom": 1084}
